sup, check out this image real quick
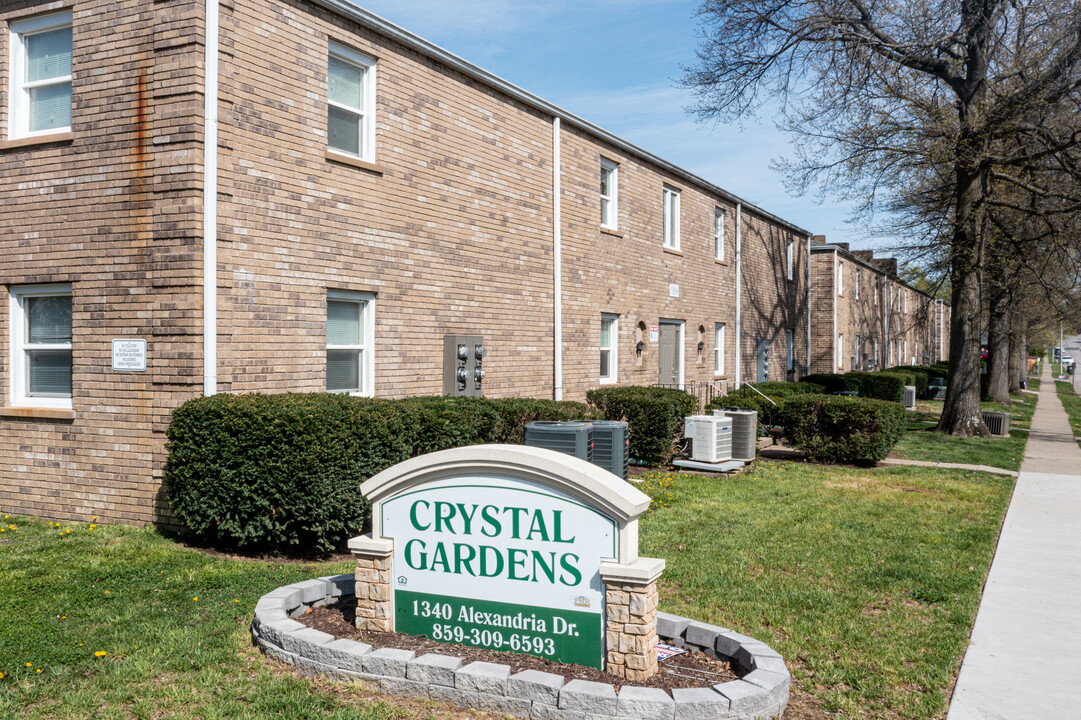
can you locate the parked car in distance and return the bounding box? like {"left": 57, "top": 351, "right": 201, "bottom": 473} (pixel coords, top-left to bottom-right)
{"left": 1062, "top": 355, "right": 1075, "bottom": 367}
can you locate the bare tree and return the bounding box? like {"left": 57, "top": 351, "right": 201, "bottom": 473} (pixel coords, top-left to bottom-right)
{"left": 684, "top": 0, "right": 1081, "bottom": 435}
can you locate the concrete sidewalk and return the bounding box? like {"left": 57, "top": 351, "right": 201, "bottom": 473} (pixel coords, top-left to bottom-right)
{"left": 947, "top": 363, "right": 1081, "bottom": 719}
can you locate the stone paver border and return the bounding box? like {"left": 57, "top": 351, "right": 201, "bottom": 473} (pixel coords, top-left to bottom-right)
{"left": 252, "top": 575, "right": 789, "bottom": 720}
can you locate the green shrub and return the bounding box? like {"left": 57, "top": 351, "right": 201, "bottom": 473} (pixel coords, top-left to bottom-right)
{"left": 165, "top": 394, "right": 596, "bottom": 556}
{"left": 801, "top": 373, "right": 861, "bottom": 394}
{"left": 749, "top": 381, "right": 825, "bottom": 396}
{"left": 850, "top": 372, "right": 907, "bottom": 403}
{"left": 779, "top": 394, "right": 906, "bottom": 465}
{"left": 890, "top": 367, "right": 930, "bottom": 396}
{"left": 586, "top": 386, "right": 697, "bottom": 464}
{"left": 706, "top": 392, "right": 785, "bottom": 429}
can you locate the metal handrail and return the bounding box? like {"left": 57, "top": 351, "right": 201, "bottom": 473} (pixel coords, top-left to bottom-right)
{"left": 732, "top": 382, "right": 778, "bottom": 407}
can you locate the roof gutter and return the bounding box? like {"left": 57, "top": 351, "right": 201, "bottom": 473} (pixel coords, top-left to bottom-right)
{"left": 307, "top": 0, "right": 810, "bottom": 238}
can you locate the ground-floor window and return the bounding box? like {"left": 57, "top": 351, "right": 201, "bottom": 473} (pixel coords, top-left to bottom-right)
{"left": 326, "top": 291, "right": 374, "bottom": 395}
{"left": 715, "top": 323, "right": 726, "bottom": 375}
{"left": 10, "top": 284, "right": 73, "bottom": 409}
{"left": 600, "top": 314, "right": 618, "bottom": 383}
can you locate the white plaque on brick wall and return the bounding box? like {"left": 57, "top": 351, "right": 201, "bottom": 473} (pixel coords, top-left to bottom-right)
{"left": 111, "top": 339, "right": 147, "bottom": 372}
{"left": 668, "top": 283, "right": 679, "bottom": 298}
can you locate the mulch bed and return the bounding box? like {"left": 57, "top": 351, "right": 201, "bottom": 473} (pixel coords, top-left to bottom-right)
{"left": 297, "top": 602, "right": 741, "bottom": 692}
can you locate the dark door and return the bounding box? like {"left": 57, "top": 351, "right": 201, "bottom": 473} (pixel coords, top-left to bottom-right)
{"left": 756, "top": 339, "right": 770, "bottom": 383}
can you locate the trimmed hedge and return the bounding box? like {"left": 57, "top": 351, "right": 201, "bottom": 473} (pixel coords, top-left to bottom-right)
{"left": 889, "top": 367, "right": 930, "bottom": 396}
{"left": 779, "top": 394, "right": 906, "bottom": 465}
{"left": 706, "top": 392, "right": 785, "bottom": 429}
{"left": 586, "top": 386, "right": 697, "bottom": 464}
{"left": 801, "top": 372, "right": 907, "bottom": 402}
{"left": 165, "top": 394, "right": 595, "bottom": 556}
{"left": 749, "top": 381, "right": 825, "bottom": 396}
{"left": 801, "top": 373, "right": 862, "bottom": 394}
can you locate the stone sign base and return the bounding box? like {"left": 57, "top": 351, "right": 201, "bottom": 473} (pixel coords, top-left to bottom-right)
{"left": 251, "top": 576, "right": 791, "bottom": 720}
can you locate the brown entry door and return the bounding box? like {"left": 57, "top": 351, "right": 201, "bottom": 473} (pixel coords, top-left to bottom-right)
{"left": 658, "top": 323, "right": 679, "bottom": 386}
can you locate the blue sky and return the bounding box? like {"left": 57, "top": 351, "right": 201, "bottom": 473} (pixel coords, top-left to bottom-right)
{"left": 353, "top": 0, "right": 865, "bottom": 246}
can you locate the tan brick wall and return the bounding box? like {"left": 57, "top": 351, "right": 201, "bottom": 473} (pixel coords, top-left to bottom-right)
{"left": 0, "top": 0, "right": 205, "bottom": 526}
{"left": 1, "top": 0, "right": 816, "bottom": 526}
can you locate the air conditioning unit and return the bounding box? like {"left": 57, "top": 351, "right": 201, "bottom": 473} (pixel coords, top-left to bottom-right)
{"left": 524, "top": 421, "right": 593, "bottom": 462}
{"left": 903, "top": 386, "right": 917, "bottom": 410}
{"left": 684, "top": 415, "right": 733, "bottom": 464}
{"left": 590, "top": 420, "right": 629, "bottom": 480}
{"left": 716, "top": 408, "right": 758, "bottom": 462}
{"left": 981, "top": 411, "right": 1011, "bottom": 438}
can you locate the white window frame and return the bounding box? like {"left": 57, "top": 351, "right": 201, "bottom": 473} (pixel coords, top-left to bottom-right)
{"left": 662, "top": 186, "right": 680, "bottom": 251}
{"left": 714, "top": 208, "right": 726, "bottom": 261}
{"left": 855, "top": 268, "right": 861, "bottom": 299}
{"left": 786, "top": 237, "right": 794, "bottom": 280}
{"left": 326, "top": 290, "right": 374, "bottom": 397}
{"left": 600, "top": 314, "right": 618, "bottom": 384}
{"left": 327, "top": 41, "right": 376, "bottom": 162}
{"left": 714, "top": 323, "right": 726, "bottom": 376}
{"left": 10, "top": 284, "right": 73, "bottom": 409}
{"left": 837, "top": 333, "right": 844, "bottom": 370}
{"left": 786, "top": 329, "right": 794, "bottom": 371}
{"left": 600, "top": 159, "right": 618, "bottom": 230}
{"left": 837, "top": 261, "right": 844, "bottom": 296}
{"left": 874, "top": 338, "right": 879, "bottom": 366}
{"left": 8, "top": 11, "right": 73, "bottom": 141}
{"left": 874, "top": 277, "right": 878, "bottom": 305}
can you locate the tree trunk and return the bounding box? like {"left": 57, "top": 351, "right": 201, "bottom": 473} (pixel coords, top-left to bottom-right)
{"left": 987, "top": 289, "right": 1011, "bottom": 404}
{"left": 938, "top": 152, "right": 990, "bottom": 436}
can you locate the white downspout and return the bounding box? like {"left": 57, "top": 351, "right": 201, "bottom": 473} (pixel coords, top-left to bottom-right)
{"left": 734, "top": 203, "right": 742, "bottom": 386}
{"left": 883, "top": 278, "right": 889, "bottom": 367}
{"left": 832, "top": 250, "right": 838, "bottom": 371}
{"left": 552, "top": 117, "right": 562, "bottom": 401}
{"left": 202, "top": 0, "right": 220, "bottom": 397}
{"left": 806, "top": 235, "right": 812, "bottom": 376}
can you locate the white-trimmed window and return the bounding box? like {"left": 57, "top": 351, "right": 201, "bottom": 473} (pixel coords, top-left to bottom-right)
{"left": 662, "top": 186, "right": 680, "bottom": 250}
{"left": 600, "top": 314, "right": 618, "bottom": 383}
{"left": 10, "top": 285, "right": 73, "bottom": 409}
{"left": 714, "top": 323, "right": 726, "bottom": 375}
{"left": 837, "top": 261, "right": 844, "bottom": 296}
{"left": 326, "top": 291, "right": 374, "bottom": 395}
{"left": 786, "top": 237, "right": 794, "bottom": 280}
{"left": 874, "top": 337, "right": 880, "bottom": 366}
{"left": 600, "top": 159, "right": 618, "bottom": 230}
{"left": 856, "top": 335, "right": 861, "bottom": 367}
{"left": 327, "top": 41, "right": 375, "bottom": 161}
{"left": 837, "top": 333, "right": 844, "bottom": 370}
{"left": 786, "top": 329, "right": 794, "bottom": 371}
{"left": 714, "top": 208, "right": 726, "bottom": 261}
{"left": 855, "top": 268, "right": 861, "bottom": 299}
{"left": 874, "top": 277, "right": 878, "bottom": 305}
{"left": 8, "top": 12, "right": 73, "bottom": 140}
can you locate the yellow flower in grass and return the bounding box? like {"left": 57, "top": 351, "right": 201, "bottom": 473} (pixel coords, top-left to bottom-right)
{"left": 94, "top": 651, "right": 107, "bottom": 658}
{"left": 0, "top": 671, "right": 6, "bottom": 679}
{"left": 192, "top": 597, "right": 198, "bottom": 602}
{"left": 25, "top": 662, "right": 32, "bottom": 667}
{"left": 36, "top": 668, "right": 42, "bottom": 673}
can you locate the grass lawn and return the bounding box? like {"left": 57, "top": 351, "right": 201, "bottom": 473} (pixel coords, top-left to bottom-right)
{"left": 1055, "top": 380, "right": 1081, "bottom": 446}
{"left": 2, "top": 461, "right": 1013, "bottom": 720}
{"left": 890, "top": 393, "right": 1035, "bottom": 470}
{"left": 639, "top": 465, "right": 1011, "bottom": 718}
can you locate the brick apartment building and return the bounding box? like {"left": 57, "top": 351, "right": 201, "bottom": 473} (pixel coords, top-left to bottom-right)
{"left": 1, "top": 0, "right": 817, "bottom": 525}
{"left": 809, "top": 239, "right": 950, "bottom": 375}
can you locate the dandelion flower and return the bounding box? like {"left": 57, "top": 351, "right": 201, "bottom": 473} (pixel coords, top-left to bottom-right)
{"left": 104, "top": 591, "right": 110, "bottom": 595}
{"left": 234, "top": 599, "right": 239, "bottom": 603}
{"left": 36, "top": 668, "right": 42, "bottom": 673}
{"left": 192, "top": 597, "right": 198, "bottom": 602}
{"left": 26, "top": 662, "right": 32, "bottom": 667}
{"left": 94, "top": 651, "right": 107, "bottom": 658}
{"left": 0, "top": 671, "right": 6, "bottom": 679}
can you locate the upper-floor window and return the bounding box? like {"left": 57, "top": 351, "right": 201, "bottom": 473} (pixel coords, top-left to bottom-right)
{"left": 786, "top": 237, "right": 794, "bottom": 280}
{"left": 327, "top": 42, "right": 375, "bottom": 161}
{"left": 714, "top": 208, "right": 726, "bottom": 261}
{"left": 786, "top": 329, "right": 794, "bottom": 371}
{"left": 855, "top": 268, "right": 861, "bottom": 299}
{"left": 873, "top": 277, "right": 878, "bottom": 304}
{"left": 837, "top": 261, "right": 844, "bottom": 296}
{"left": 8, "top": 12, "right": 73, "bottom": 140}
{"left": 600, "top": 160, "right": 618, "bottom": 230}
{"left": 326, "top": 291, "right": 374, "bottom": 396}
{"left": 662, "top": 186, "right": 680, "bottom": 250}
{"left": 600, "top": 314, "right": 618, "bottom": 383}
{"left": 10, "top": 285, "right": 73, "bottom": 409}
